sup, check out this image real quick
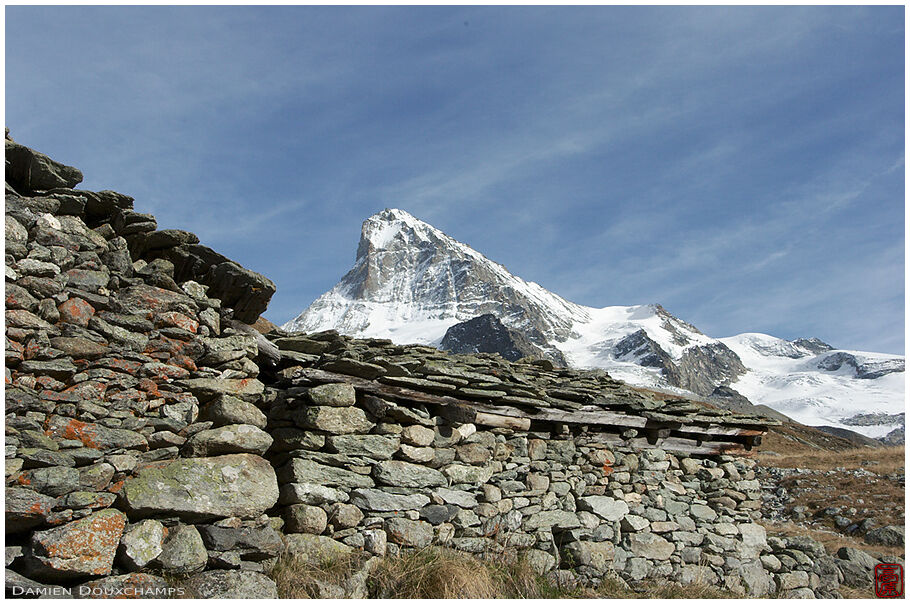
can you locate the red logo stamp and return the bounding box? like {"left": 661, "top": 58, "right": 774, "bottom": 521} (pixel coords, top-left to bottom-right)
{"left": 875, "top": 563, "right": 904, "bottom": 598}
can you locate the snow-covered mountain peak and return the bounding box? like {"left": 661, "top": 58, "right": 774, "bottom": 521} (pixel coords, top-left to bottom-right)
{"left": 283, "top": 209, "right": 904, "bottom": 440}
{"left": 357, "top": 208, "right": 444, "bottom": 258}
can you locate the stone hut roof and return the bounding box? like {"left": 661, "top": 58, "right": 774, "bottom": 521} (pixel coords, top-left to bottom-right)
{"left": 269, "top": 330, "right": 779, "bottom": 457}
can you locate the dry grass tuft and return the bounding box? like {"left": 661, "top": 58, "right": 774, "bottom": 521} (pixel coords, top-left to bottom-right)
{"left": 271, "top": 546, "right": 739, "bottom": 599}
{"left": 368, "top": 546, "right": 555, "bottom": 598}
{"left": 270, "top": 551, "right": 368, "bottom": 598}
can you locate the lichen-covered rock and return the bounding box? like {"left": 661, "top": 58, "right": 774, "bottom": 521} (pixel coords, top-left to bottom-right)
{"left": 200, "top": 396, "right": 267, "bottom": 429}
{"left": 182, "top": 570, "right": 278, "bottom": 599}
{"left": 278, "top": 458, "right": 374, "bottom": 489}
{"left": 121, "top": 454, "right": 278, "bottom": 520}
{"left": 348, "top": 488, "right": 430, "bottom": 512}
{"left": 295, "top": 406, "right": 374, "bottom": 434}
{"left": 373, "top": 460, "right": 446, "bottom": 488}
{"left": 325, "top": 434, "right": 399, "bottom": 459}
{"left": 284, "top": 504, "right": 328, "bottom": 534}
{"left": 384, "top": 518, "right": 434, "bottom": 548}
{"left": 578, "top": 496, "right": 629, "bottom": 522}
{"left": 45, "top": 415, "right": 148, "bottom": 451}
{"left": 155, "top": 524, "right": 207, "bottom": 575}
{"left": 284, "top": 534, "right": 353, "bottom": 563}
{"left": 6, "top": 487, "right": 56, "bottom": 533}
{"left": 26, "top": 509, "right": 126, "bottom": 580}
{"left": 117, "top": 519, "right": 167, "bottom": 571}
{"left": 626, "top": 532, "right": 675, "bottom": 561}
{"left": 563, "top": 541, "right": 615, "bottom": 569}
{"left": 307, "top": 382, "right": 357, "bottom": 407}
{"left": 183, "top": 424, "right": 273, "bottom": 457}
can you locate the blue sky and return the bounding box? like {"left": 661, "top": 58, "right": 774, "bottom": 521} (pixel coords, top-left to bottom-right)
{"left": 6, "top": 6, "right": 905, "bottom": 353}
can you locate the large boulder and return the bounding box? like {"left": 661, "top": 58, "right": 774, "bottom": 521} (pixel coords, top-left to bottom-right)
{"left": 120, "top": 454, "right": 278, "bottom": 520}
{"left": 25, "top": 509, "right": 127, "bottom": 580}
{"left": 864, "top": 525, "right": 904, "bottom": 547}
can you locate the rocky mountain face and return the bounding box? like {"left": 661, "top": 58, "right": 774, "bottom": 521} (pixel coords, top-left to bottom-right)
{"left": 439, "top": 314, "right": 567, "bottom": 366}
{"left": 286, "top": 209, "right": 905, "bottom": 440}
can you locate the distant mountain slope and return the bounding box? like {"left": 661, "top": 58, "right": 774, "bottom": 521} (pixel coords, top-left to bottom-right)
{"left": 284, "top": 208, "right": 904, "bottom": 438}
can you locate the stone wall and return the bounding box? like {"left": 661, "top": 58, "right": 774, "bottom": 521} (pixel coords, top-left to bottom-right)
{"left": 5, "top": 135, "right": 843, "bottom": 598}
{"left": 262, "top": 339, "right": 842, "bottom": 598}
{"left": 6, "top": 135, "right": 281, "bottom": 598}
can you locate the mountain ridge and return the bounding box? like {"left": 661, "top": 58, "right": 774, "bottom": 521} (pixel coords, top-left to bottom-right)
{"left": 284, "top": 208, "right": 904, "bottom": 438}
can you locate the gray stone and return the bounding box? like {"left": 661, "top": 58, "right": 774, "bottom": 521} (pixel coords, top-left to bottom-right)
{"left": 348, "top": 488, "right": 429, "bottom": 511}
{"left": 183, "top": 424, "right": 273, "bottom": 457}
{"left": 434, "top": 488, "right": 478, "bottom": 508}
{"left": 363, "top": 529, "right": 387, "bottom": 556}
{"left": 522, "top": 510, "right": 581, "bottom": 531}
{"left": 14, "top": 466, "right": 80, "bottom": 497}
{"left": 177, "top": 377, "right": 265, "bottom": 403}
{"left": 690, "top": 503, "right": 718, "bottom": 521}
{"left": 578, "top": 496, "right": 629, "bottom": 521}
{"left": 524, "top": 550, "right": 556, "bottom": 574}
{"left": 626, "top": 532, "right": 674, "bottom": 561}
{"left": 296, "top": 406, "right": 375, "bottom": 434}
{"left": 563, "top": 541, "right": 615, "bottom": 570}
{"left": 776, "top": 570, "right": 810, "bottom": 590}
{"left": 865, "top": 525, "right": 904, "bottom": 546}
{"left": 740, "top": 558, "right": 773, "bottom": 596}
{"left": 441, "top": 463, "right": 494, "bottom": 484}
{"left": 307, "top": 383, "right": 357, "bottom": 407}
{"left": 279, "top": 458, "right": 374, "bottom": 488}
{"left": 6, "top": 140, "right": 84, "bottom": 191}
{"left": 836, "top": 546, "right": 878, "bottom": 571}
{"left": 156, "top": 524, "right": 207, "bottom": 574}
{"left": 326, "top": 434, "right": 399, "bottom": 459}
{"left": 118, "top": 519, "right": 167, "bottom": 571}
{"left": 75, "top": 572, "right": 172, "bottom": 598}
{"left": 373, "top": 460, "right": 446, "bottom": 488}
{"left": 398, "top": 444, "right": 436, "bottom": 463}
{"left": 400, "top": 425, "right": 436, "bottom": 447}
{"left": 279, "top": 483, "right": 348, "bottom": 506}
{"left": 200, "top": 397, "right": 267, "bottom": 429}
{"left": 197, "top": 524, "right": 283, "bottom": 559}
{"left": 183, "top": 570, "right": 278, "bottom": 598}
{"left": 284, "top": 534, "right": 353, "bottom": 563}
{"left": 385, "top": 518, "right": 434, "bottom": 548}
{"left": 121, "top": 454, "right": 278, "bottom": 520}
{"left": 285, "top": 504, "right": 328, "bottom": 534}
{"left": 620, "top": 514, "right": 649, "bottom": 532}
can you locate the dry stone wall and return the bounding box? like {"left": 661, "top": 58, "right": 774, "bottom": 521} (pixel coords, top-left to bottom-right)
{"left": 6, "top": 134, "right": 280, "bottom": 598}
{"left": 263, "top": 334, "right": 843, "bottom": 598}
{"left": 5, "top": 135, "right": 842, "bottom": 598}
